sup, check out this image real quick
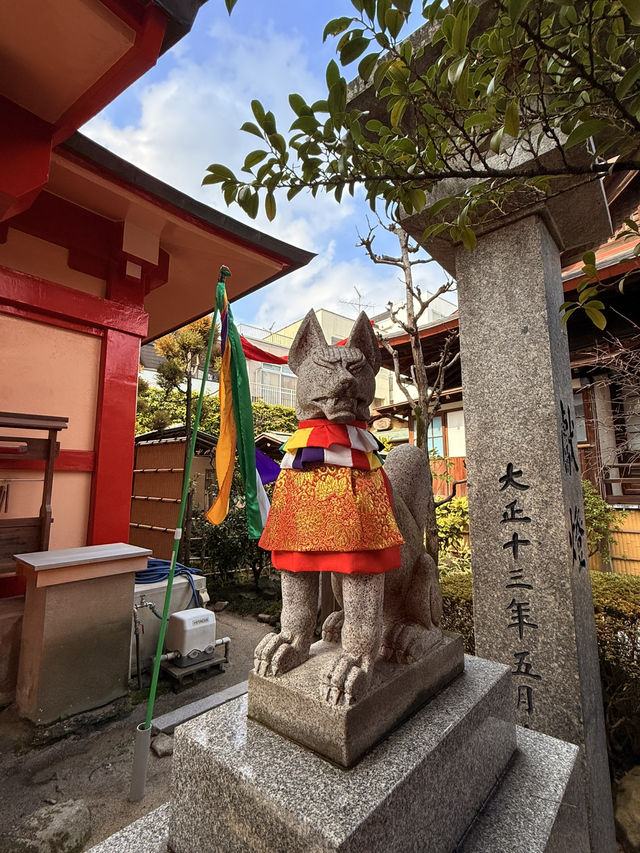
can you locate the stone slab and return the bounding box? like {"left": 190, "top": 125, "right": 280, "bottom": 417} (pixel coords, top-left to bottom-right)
{"left": 169, "top": 655, "right": 516, "bottom": 853}
{"left": 248, "top": 633, "right": 463, "bottom": 767}
{"left": 14, "top": 543, "right": 151, "bottom": 571}
{"left": 152, "top": 679, "right": 248, "bottom": 734}
{"left": 86, "top": 804, "right": 170, "bottom": 853}
{"left": 461, "top": 727, "right": 589, "bottom": 852}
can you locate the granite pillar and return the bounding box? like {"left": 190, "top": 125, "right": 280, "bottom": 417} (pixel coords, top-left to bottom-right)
{"left": 452, "top": 214, "right": 614, "bottom": 852}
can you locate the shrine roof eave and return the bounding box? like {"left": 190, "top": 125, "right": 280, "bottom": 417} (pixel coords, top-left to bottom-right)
{"left": 63, "top": 134, "right": 314, "bottom": 275}
{"left": 53, "top": 134, "right": 315, "bottom": 340}
{"left": 153, "top": 0, "right": 208, "bottom": 54}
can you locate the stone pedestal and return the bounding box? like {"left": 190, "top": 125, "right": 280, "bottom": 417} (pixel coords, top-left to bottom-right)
{"left": 164, "top": 655, "right": 588, "bottom": 853}
{"left": 14, "top": 543, "right": 150, "bottom": 724}
{"left": 248, "top": 633, "right": 463, "bottom": 767}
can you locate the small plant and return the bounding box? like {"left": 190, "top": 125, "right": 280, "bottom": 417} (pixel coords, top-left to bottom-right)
{"left": 582, "top": 479, "right": 627, "bottom": 565}
{"left": 436, "top": 496, "right": 469, "bottom": 558}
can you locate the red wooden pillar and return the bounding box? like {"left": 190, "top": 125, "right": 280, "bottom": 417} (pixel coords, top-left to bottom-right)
{"left": 87, "top": 328, "right": 142, "bottom": 545}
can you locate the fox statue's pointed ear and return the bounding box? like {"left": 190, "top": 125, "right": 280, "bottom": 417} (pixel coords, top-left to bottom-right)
{"left": 347, "top": 312, "right": 381, "bottom": 374}
{"left": 288, "top": 310, "right": 327, "bottom": 375}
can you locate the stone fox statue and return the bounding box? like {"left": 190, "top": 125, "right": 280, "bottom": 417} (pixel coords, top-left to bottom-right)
{"left": 255, "top": 310, "right": 443, "bottom": 707}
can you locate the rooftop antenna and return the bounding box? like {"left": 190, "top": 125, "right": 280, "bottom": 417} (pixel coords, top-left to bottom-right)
{"left": 339, "top": 286, "right": 374, "bottom": 315}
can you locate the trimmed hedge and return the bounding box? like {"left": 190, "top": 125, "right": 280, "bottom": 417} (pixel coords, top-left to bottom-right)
{"left": 439, "top": 568, "right": 640, "bottom": 778}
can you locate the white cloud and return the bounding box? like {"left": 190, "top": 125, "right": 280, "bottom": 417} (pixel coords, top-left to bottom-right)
{"left": 82, "top": 13, "right": 451, "bottom": 329}
{"left": 238, "top": 239, "right": 450, "bottom": 331}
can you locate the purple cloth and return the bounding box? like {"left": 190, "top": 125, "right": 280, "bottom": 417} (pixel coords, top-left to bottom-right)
{"left": 292, "top": 446, "right": 325, "bottom": 469}
{"left": 255, "top": 448, "right": 281, "bottom": 484}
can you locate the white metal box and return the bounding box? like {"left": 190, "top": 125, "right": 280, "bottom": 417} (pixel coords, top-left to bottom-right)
{"left": 129, "top": 574, "right": 207, "bottom": 677}
{"left": 165, "top": 607, "right": 216, "bottom": 658}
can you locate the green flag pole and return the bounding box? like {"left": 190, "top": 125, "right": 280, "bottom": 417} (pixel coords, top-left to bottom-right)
{"left": 129, "top": 265, "right": 229, "bottom": 802}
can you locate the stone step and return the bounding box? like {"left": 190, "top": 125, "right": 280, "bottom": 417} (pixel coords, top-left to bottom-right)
{"left": 460, "top": 726, "right": 589, "bottom": 852}
{"left": 169, "top": 655, "right": 516, "bottom": 853}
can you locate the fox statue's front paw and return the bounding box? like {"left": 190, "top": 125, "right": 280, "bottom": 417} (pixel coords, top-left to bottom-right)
{"left": 381, "top": 622, "right": 442, "bottom": 664}
{"left": 254, "top": 631, "right": 310, "bottom": 677}
{"left": 322, "top": 651, "right": 374, "bottom": 706}
{"left": 321, "top": 609, "right": 344, "bottom": 643}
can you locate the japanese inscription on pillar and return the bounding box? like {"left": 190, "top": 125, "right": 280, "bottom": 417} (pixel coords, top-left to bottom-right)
{"left": 498, "top": 462, "right": 541, "bottom": 717}
{"left": 561, "top": 398, "right": 587, "bottom": 573}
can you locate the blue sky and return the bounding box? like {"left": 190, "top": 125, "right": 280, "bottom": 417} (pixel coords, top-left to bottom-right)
{"left": 83, "top": 1, "right": 451, "bottom": 331}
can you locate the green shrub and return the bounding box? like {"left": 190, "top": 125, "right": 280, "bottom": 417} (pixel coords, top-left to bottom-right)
{"left": 438, "top": 568, "right": 640, "bottom": 778}
{"left": 440, "top": 570, "right": 474, "bottom": 654}
{"left": 436, "top": 496, "right": 469, "bottom": 557}
{"left": 591, "top": 572, "right": 640, "bottom": 776}
{"left": 582, "top": 479, "right": 627, "bottom": 563}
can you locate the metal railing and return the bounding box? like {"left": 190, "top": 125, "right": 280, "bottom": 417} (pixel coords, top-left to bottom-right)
{"left": 251, "top": 383, "right": 296, "bottom": 407}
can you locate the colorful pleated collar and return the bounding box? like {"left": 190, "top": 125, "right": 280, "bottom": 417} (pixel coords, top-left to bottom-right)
{"left": 281, "top": 419, "right": 384, "bottom": 471}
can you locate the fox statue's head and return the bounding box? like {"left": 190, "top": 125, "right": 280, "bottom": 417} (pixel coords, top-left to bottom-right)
{"left": 288, "top": 310, "right": 381, "bottom": 423}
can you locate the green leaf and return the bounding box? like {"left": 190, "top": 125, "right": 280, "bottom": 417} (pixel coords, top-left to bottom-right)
{"left": 507, "top": 0, "right": 531, "bottom": 23}
{"left": 393, "top": 0, "right": 412, "bottom": 12}
{"left": 359, "top": 52, "right": 380, "bottom": 82}
{"left": 265, "top": 192, "right": 276, "bottom": 222}
{"left": 408, "top": 188, "right": 427, "bottom": 212}
{"left": 247, "top": 192, "right": 260, "bottom": 220}
{"left": 565, "top": 119, "right": 608, "bottom": 149}
{"left": 243, "top": 150, "right": 268, "bottom": 170}
{"left": 340, "top": 36, "right": 370, "bottom": 65}
{"left": 323, "top": 17, "right": 353, "bottom": 42}
{"left": 377, "top": 0, "right": 391, "bottom": 29}
{"left": 240, "top": 121, "right": 263, "bottom": 138}
{"left": 224, "top": 0, "right": 238, "bottom": 13}
{"left": 459, "top": 225, "right": 477, "bottom": 251}
{"left": 584, "top": 306, "right": 607, "bottom": 330}
{"left": 448, "top": 56, "right": 467, "bottom": 86}
{"left": 616, "top": 62, "right": 640, "bottom": 100}
{"left": 578, "top": 286, "right": 600, "bottom": 304}
{"left": 270, "top": 133, "right": 287, "bottom": 156}
{"left": 451, "top": 6, "right": 470, "bottom": 54}
{"left": 583, "top": 251, "right": 596, "bottom": 266}
{"left": 251, "top": 100, "right": 266, "bottom": 127}
{"left": 390, "top": 97, "right": 408, "bottom": 127}
{"left": 289, "top": 94, "right": 308, "bottom": 116}
{"left": 580, "top": 264, "right": 599, "bottom": 281}
{"left": 504, "top": 99, "right": 520, "bottom": 137}
{"left": 204, "top": 163, "right": 236, "bottom": 181}
{"left": 326, "top": 59, "right": 341, "bottom": 90}
{"left": 328, "top": 79, "right": 347, "bottom": 115}
{"left": 385, "top": 8, "right": 405, "bottom": 38}
{"left": 223, "top": 183, "right": 236, "bottom": 205}
{"left": 287, "top": 186, "right": 303, "bottom": 201}
{"left": 622, "top": 0, "right": 640, "bottom": 25}
{"left": 561, "top": 307, "right": 578, "bottom": 325}
{"left": 290, "top": 115, "right": 319, "bottom": 134}
{"left": 489, "top": 127, "right": 504, "bottom": 153}
{"left": 373, "top": 59, "right": 394, "bottom": 90}
{"left": 428, "top": 197, "right": 454, "bottom": 217}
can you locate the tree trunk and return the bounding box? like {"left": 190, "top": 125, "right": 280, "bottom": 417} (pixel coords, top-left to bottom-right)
{"left": 398, "top": 228, "right": 439, "bottom": 564}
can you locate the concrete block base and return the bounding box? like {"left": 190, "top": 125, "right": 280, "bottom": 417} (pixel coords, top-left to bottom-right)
{"left": 90, "top": 658, "right": 590, "bottom": 853}
{"left": 247, "top": 632, "right": 464, "bottom": 767}
{"left": 170, "top": 656, "right": 516, "bottom": 853}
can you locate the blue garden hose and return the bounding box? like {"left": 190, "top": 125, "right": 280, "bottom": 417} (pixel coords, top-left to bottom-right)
{"left": 135, "top": 558, "right": 204, "bottom": 612}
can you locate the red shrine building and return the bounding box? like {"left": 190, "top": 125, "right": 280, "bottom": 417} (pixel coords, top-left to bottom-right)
{"left": 0, "top": 1, "right": 312, "bottom": 720}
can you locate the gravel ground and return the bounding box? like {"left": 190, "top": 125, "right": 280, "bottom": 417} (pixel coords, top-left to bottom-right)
{"left": 0, "top": 612, "right": 271, "bottom": 849}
